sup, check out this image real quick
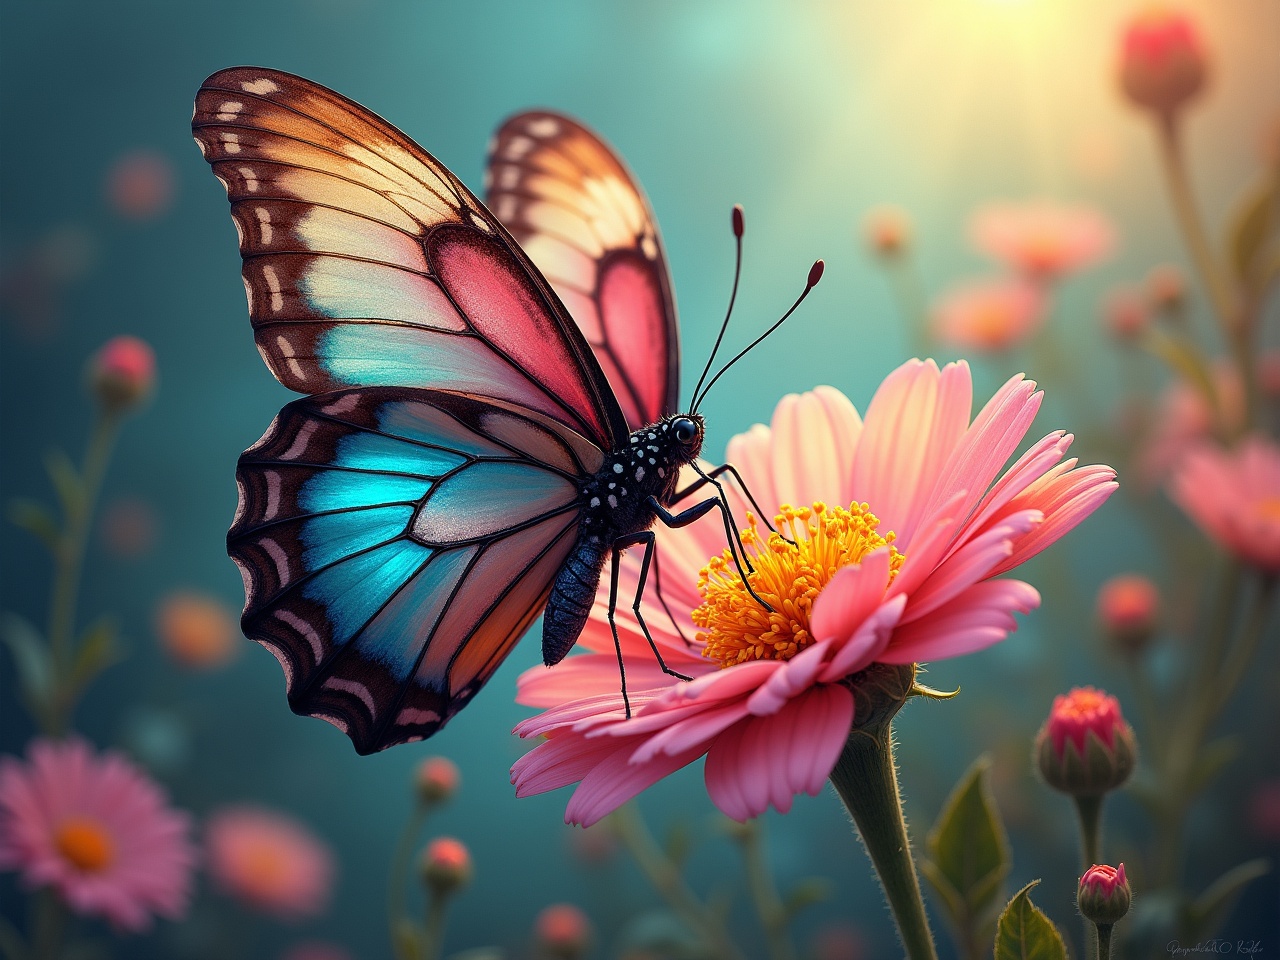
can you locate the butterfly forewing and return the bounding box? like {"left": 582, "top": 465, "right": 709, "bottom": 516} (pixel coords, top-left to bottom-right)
{"left": 229, "top": 387, "right": 590, "bottom": 752}
{"left": 485, "top": 111, "right": 680, "bottom": 429}
{"left": 193, "top": 67, "right": 626, "bottom": 452}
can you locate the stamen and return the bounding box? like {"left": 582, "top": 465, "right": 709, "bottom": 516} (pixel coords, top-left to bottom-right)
{"left": 55, "top": 816, "right": 115, "bottom": 873}
{"left": 694, "top": 502, "right": 903, "bottom": 668}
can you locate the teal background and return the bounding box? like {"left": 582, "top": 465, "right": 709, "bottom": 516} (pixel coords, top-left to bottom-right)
{"left": 2, "top": 1, "right": 1278, "bottom": 958}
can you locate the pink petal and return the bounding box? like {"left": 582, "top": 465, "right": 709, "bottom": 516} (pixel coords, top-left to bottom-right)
{"left": 810, "top": 548, "right": 892, "bottom": 644}
{"left": 989, "top": 465, "right": 1119, "bottom": 575}
{"left": 516, "top": 655, "right": 672, "bottom": 707}
{"left": 882, "top": 580, "right": 1041, "bottom": 662}
{"left": 631, "top": 699, "right": 754, "bottom": 763}
{"left": 769, "top": 387, "right": 863, "bottom": 508}
{"left": 704, "top": 685, "right": 854, "bottom": 820}
{"left": 746, "top": 639, "right": 831, "bottom": 715}
{"left": 511, "top": 733, "right": 621, "bottom": 797}
{"left": 565, "top": 743, "right": 705, "bottom": 826}
{"left": 725, "top": 425, "right": 780, "bottom": 519}
{"left": 818, "top": 593, "right": 908, "bottom": 682}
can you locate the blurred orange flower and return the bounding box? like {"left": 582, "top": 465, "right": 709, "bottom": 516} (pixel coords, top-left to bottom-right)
{"left": 206, "top": 806, "right": 334, "bottom": 920}
{"left": 971, "top": 202, "right": 1115, "bottom": 281}
{"left": 155, "top": 592, "right": 239, "bottom": 669}
{"left": 932, "top": 278, "right": 1045, "bottom": 351}
{"left": 105, "top": 151, "right": 176, "bottom": 221}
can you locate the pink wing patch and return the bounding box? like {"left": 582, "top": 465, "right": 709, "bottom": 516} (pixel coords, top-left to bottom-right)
{"left": 485, "top": 111, "right": 680, "bottom": 429}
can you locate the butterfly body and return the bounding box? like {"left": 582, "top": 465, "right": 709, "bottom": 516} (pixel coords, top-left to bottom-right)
{"left": 543, "top": 414, "right": 704, "bottom": 665}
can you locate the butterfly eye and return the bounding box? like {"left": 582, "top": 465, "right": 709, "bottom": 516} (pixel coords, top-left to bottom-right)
{"left": 673, "top": 418, "right": 698, "bottom": 445}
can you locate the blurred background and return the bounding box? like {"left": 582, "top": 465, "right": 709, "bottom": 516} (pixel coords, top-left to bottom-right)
{"left": 1, "top": 1, "right": 1277, "bottom": 958}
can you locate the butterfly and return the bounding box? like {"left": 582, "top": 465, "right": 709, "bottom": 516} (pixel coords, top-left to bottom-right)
{"left": 193, "top": 67, "right": 817, "bottom": 754}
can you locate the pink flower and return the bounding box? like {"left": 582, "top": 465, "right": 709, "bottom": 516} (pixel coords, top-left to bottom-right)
{"left": 105, "top": 150, "right": 176, "bottom": 221}
{"left": 1168, "top": 436, "right": 1280, "bottom": 572}
{"left": 421, "top": 836, "right": 472, "bottom": 896}
{"left": 1096, "top": 574, "right": 1160, "bottom": 653}
{"left": 970, "top": 202, "right": 1116, "bottom": 281}
{"left": 1077, "top": 862, "right": 1131, "bottom": 925}
{"left": 1135, "top": 364, "right": 1244, "bottom": 489}
{"left": 512, "top": 361, "right": 1117, "bottom": 824}
{"left": 933, "top": 278, "right": 1045, "bottom": 352}
{"left": 206, "top": 806, "right": 334, "bottom": 920}
{"left": 415, "top": 756, "right": 460, "bottom": 806}
{"left": 0, "top": 737, "right": 197, "bottom": 931}
{"left": 155, "top": 591, "right": 239, "bottom": 670}
{"left": 1100, "top": 288, "right": 1149, "bottom": 343}
{"left": 1118, "top": 7, "right": 1208, "bottom": 119}
{"left": 534, "top": 903, "right": 593, "bottom": 957}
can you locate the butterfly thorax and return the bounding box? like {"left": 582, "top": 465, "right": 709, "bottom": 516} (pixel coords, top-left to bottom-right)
{"left": 542, "top": 414, "right": 704, "bottom": 667}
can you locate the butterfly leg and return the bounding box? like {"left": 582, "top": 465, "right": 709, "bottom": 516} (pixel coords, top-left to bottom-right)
{"left": 612, "top": 532, "right": 695, "bottom": 684}
{"left": 677, "top": 463, "right": 761, "bottom": 578}
{"left": 672, "top": 462, "right": 784, "bottom": 538}
{"left": 646, "top": 496, "right": 774, "bottom": 613}
{"left": 651, "top": 543, "right": 694, "bottom": 648}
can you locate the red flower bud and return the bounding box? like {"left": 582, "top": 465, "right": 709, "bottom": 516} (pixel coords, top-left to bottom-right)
{"left": 1077, "top": 862, "right": 1132, "bottom": 925}
{"left": 1100, "top": 289, "right": 1149, "bottom": 344}
{"left": 1096, "top": 574, "right": 1160, "bottom": 655}
{"left": 1119, "top": 8, "right": 1208, "bottom": 121}
{"left": 1035, "top": 687, "right": 1137, "bottom": 796}
{"left": 414, "top": 756, "right": 460, "bottom": 807}
{"left": 88, "top": 335, "right": 155, "bottom": 412}
{"left": 420, "top": 837, "right": 471, "bottom": 897}
{"left": 534, "top": 903, "right": 592, "bottom": 960}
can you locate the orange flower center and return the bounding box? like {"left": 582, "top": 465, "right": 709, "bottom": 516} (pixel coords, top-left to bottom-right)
{"left": 55, "top": 817, "right": 115, "bottom": 873}
{"left": 1256, "top": 496, "right": 1280, "bottom": 521}
{"left": 694, "top": 502, "right": 903, "bottom": 668}
{"left": 242, "top": 845, "right": 288, "bottom": 893}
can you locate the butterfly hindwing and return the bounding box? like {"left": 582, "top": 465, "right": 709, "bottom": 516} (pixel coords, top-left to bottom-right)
{"left": 228, "top": 387, "right": 597, "bottom": 753}
{"left": 485, "top": 111, "right": 680, "bottom": 429}
{"left": 192, "top": 67, "right": 627, "bottom": 452}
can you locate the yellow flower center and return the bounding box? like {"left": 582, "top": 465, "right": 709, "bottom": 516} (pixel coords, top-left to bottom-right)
{"left": 55, "top": 816, "right": 115, "bottom": 873}
{"left": 694, "top": 502, "right": 903, "bottom": 668}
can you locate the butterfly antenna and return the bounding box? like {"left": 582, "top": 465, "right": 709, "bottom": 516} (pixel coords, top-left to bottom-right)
{"left": 691, "top": 205, "right": 745, "bottom": 414}
{"left": 694, "top": 260, "right": 824, "bottom": 408}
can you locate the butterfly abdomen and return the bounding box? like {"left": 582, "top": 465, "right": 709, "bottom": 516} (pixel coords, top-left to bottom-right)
{"left": 543, "top": 536, "right": 608, "bottom": 666}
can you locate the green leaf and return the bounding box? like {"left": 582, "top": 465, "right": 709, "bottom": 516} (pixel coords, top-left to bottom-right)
{"left": 0, "top": 612, "right": 53, "bottom": 713}
{"left": 1228, "top": 174, "right": 1279, "bottom": 290}
{"left": 69, "top": 617, "right": 124, "bottom": 693}
{"left": 44, "top": 448, "right": 83, "bottom": 518}
{"left": 782, "top": 877, "right": 830, "bottom": 919}
{"left": 8, "top": 498, "right": 61, "bottom": 552}
{"left": 1186, "top": 859, "right": 1270, "bottom": 941}
{"left": 994, "top": 881, "right": 1068, "bottom": 960}
{"left": 922, "top": 756, "right": 1011, "bottom": 930}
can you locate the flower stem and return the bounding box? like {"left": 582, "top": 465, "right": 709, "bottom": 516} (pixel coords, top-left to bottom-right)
{"left": 829, "top": 723, "right": 938, "bottom": 960}
{"left": 421, "top": 893, "right": 449, "bottom": 960}
{"left": 611, "top": 803, "right": 744, "bottom": 960}
{"left": 1095, "top": 922, "right": 1113, "bottom": 960}
{"left": 388, "top": 804, "right": 429, "bottom": 960}
{"left": 1073, "top": 795, "right": 1103, "bottom": 867}
{"left": 733, "top": 820, "right": 797, "bottom": 960}
{"left": 44, "top": 411, "right": 120, "bottom": 735}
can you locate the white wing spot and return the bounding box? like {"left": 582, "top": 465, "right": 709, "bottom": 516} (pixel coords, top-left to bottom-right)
{"left": 613, "top": 463, "right": 623, "bottom": 473}
{"left": 504, "top": 135, "right": 534, "bottom": 159}
{"left": 238, "top": 165, "right": 259, "bottom": 192}
{"left": 657, "top": 467, "right": 665, "bottom": 478}
{"left": 590, "top": 496, "right": 601, "bottom": 507}
{"left": 241, "top": 78, "right": 279, "bottom": 95}
{"left": 221, "top": 131, "right": 241, "bottom": 154}
{"left": 608, "top": 494, "right": 618, "bottom": 508}
{"left": 641, "top": 234, "right": 658, "bottom": 259}
{"left": 263, "top": 265, "right": 284, "bottom": 313}
{"left": 634, "top": 466, "right": 645, "bottom": 482}
{"left": 255, "top": 207, "right": 273, "bottom": 245}
{"left": 526, "top": 117, "right": 560, "bottom": 138}
{"left": 216, "top": 100, "right": 244, "bottom": 121}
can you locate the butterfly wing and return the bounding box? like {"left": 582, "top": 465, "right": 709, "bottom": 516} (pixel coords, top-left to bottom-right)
{"left": 229, "top": 386, "right": 602, "bottom": 753}
{"left": 485, "top": 111, "right": 680, "bottom": 429}
{"left": 192, "top": 67, "right": 627, "bottom": 452}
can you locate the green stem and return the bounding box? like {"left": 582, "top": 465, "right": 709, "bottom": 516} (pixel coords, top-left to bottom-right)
{"left": 734, "top": 820, "right": 796, "bottom": 960}
{"left": 1073, "top": 795, "right": 1103, "bottom": 867}
{"left": 388, "top": 804, "right": 429, "bottom": 960}
{"left": 611, "top": 803, "right": 743, "bottom": 960}
{"left": 44, "top": 412, "right": 120, "bottom": 735}
{"left": 31, "top": 890, "right": 64, "bottom": 960}
{"left": 0, "top": 916, "right": 29, "bottom": 960}
{"left": 1208, "top": 575, "right": 1276, "bottom": 720}
{"left": 421, "top": 893, "right": 449, "bottom": 960}
{"left": 829, "top": 723, "right": 938, "bottom": 960}
{"left": 885, "top": 253, "right": 932, "bottom": 360}
{"left": 1154, "top": 116, "right": 1255, "bottom": 431}
{"left": 1096, "top": 922, "right": 1113, "bottom": 960}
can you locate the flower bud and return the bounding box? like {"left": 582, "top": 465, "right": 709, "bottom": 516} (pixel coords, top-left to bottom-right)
{"left": 1096, "top": 575, "right": 1160, "bottom": 655}
{"left": 414, "top": 756, "right": 459, "bottom": 807}
{"left": 1100, "top": 289, "right": 1149, "bottom": 343}
{"left": 1118, "top": 8, "right": 1208, "bottom": 121}
{"left": 420, "top": 837, "right": 471, "bottom": 898}
{"left": 862, "top": 206, "right": 911, "bottom": 258}
{"left": 88, "top": 335, "right": 155, "bottom": 412}
{"left": 1145, "top": 263, "right": 1186, "bottom": 311}
{"left": 1035, "top": 687, "right": 1137, "bottom": 797}
{"left": 534, "top": 903, "right": 592, "bottom": 960}
{"left": 1078, "top": 862, "right": 1132, "bottom": 925}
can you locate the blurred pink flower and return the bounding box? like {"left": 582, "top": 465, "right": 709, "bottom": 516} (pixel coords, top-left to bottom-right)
{"left": 933, "top": 278, "right": 1045, "bottom": 352}
{"left": 971, "top": 202, "right": 1116, "bottom": 281}
{"left": 1247, "top": 780, "right": 1280, "bottom": 841}
{"left": 1168, "top": 437, "right": 1280, "bottom": 572}
{"left": 106, "top": 151, "right": 176, "bottom": 221}
{"left": 0, "top": 737, "right": 196, "bottom": 931}
{"left": 534, "top": 903, "right": 593, "bottom": 957}
{"left": 89, "top": 335, "right": 155, "bottom": 411}
{"left": 281, "top": 943, "right": 354, "bottom": 960}
{"left": 100, "top": 496, "right": 160, "bottom": 557}
{"left": 1135, "top": 364, "right": 1244, "bottom": 488}
{"left": 1096, "top": 574, "right": 1160, "bottom": 652}
{"left": 206, "top": 806, "right": 334, "bottom": 920}
{"left": 512, "top": 362, "right": 1117, "bottom": 824}
{"left": 1100, "top": 287, "right": 1149, "bottom": 343}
